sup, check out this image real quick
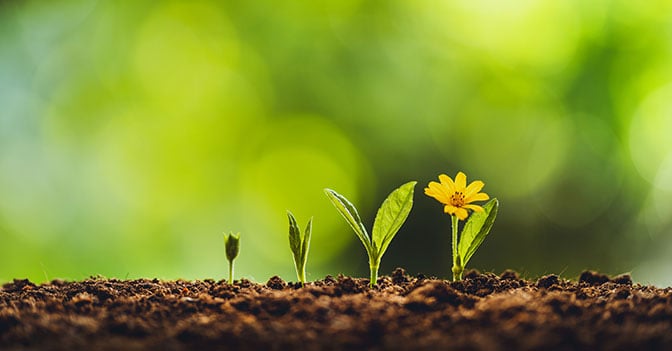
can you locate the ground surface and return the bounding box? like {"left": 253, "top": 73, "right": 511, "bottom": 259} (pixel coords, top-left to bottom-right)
{"left": 1, "top": 269, "right": 671, "bottom": 350}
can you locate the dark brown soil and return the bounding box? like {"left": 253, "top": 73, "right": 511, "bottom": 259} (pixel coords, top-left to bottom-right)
{"left": 1, "top": 268, "right": 671, "bottom": 351}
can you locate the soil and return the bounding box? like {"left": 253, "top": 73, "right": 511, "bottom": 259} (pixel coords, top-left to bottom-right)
{"left": 1, "top": 268, "right": 671, "bottom": 351}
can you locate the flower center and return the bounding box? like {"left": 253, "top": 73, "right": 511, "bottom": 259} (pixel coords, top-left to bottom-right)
{"left": 450, "top": 191, "right": 465, "bottom": 207}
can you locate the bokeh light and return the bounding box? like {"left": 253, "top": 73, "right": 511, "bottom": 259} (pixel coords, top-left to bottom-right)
{"left": 1, "top": 0, "right": 671, "bottom": 285}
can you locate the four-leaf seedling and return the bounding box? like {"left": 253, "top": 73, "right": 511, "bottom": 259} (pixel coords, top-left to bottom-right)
{"left": 325, "top": 181, "right": 417, "bottom": 287}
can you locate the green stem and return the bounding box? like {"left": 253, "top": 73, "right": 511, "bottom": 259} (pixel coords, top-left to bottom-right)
{"left": 297, "top": 265, "right": 306, "bottom": 287}
{"left": 228, "top": 260, "right": 234, "bottom": 284}
{"left": 451, "top": 215, "right": 463, "bottom": 281}
{"left": 369, "top": 259, "right": 380, "bottom": 288}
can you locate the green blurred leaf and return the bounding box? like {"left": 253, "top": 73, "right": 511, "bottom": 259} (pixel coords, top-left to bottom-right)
{"left": 224, "top": 232, "right": 240, "bottom": 262}
{"left": 287, "top": 211, "right": 312, "bottom": 284}
{"left": 301, "top": 217, "right": 312, "bottom": 269}
{"left": 457, "top": 199, "right": 498, "bottom": 266}
{"left": 324, "top": 188, "right": 372, "bottom": 254}
{"left": 287, "top": 211, "right": 302, "bottom": 262}
{"left": 371, "top": 181, "right": 416, "bottom": 257}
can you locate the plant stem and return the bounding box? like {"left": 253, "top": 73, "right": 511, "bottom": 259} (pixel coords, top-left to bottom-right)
{"left": 297, "top": 265, "right": 306, "bottom": 287}
{"left": 369, "top": 259, "right": 380, "bottom": 288}
{"left": 228, "top": 260, "right": 234, "bottom": 284}
{"left": 451, "top": 215, "right": 463, "bottom": 281}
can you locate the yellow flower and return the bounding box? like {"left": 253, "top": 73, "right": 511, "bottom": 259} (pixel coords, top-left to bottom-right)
{"left": 425, "top": 172, "right": 490, "bottom": 220}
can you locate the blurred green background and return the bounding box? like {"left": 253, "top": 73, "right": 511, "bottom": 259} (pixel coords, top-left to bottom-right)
{"left": 1, "top": 0, "right": 672, "bottom": 286}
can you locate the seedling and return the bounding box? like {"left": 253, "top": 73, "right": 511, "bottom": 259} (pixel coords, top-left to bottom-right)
{"left": 224, "top": 232, "right": 240, "bottom": 284}
{"left": 287, "top": 211, "right": 313, "bottom": 286}
{"left": 425, "top": 172, "right": 498, "bottom": 281}
{"left": 325, "top": 181, "right": 416, "bottom": 287}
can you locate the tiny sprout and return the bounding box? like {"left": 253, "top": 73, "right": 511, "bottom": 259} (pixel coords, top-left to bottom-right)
{"left": 325, "top": 181, "right": 416, "bottom": 288}
{"left": 425, "top": 172, "right": 498, "bottom": 281}
{"left": 224, "top": 232, "right": 240, "bottom": 284}
{"left": 287, "top": 211, "right": 313, "bottom": 286}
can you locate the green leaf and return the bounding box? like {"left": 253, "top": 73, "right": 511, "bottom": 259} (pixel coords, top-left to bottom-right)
{"left": 287, "top": 211, "right": 302, "bottom": 263}
{"left": 224, "top": 232, "right": 240, "bottom": 262}
{"left": 324, "top": 188, "right": 373, "bottom": 254}
{"left": 301, "top": 217, "right": 312, "bottom": 268}
{"left": 457, "top": 198, "right": 499, "bottom": 266}
{"left": 288, "top": 211, "right": 312, "bottom": 284}
{"left": 371, "top": 181, "right": 417, "bottom": 259}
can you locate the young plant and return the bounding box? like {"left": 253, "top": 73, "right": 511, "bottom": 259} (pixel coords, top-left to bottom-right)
{"left": 287, "top": 211, "right": 313, "bottom": 286}
{"left": 325, "top": 181, "right": 417, "bottom": 287}
{"left": 223, "top": 232, "right": 240, "bottom": 284}
{"left": 425, "top": 172, "right": 498, "bottom": 281}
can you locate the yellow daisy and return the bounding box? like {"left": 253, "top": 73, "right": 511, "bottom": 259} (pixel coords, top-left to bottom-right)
{"left": 425, "top": 171, "right": 489, "bottom": 220}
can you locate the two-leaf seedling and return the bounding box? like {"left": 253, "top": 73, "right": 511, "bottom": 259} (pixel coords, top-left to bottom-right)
{"left": 325, "top": 181, "right": 416, "bottom": 287}
{"left": 452, "top": 199, "right": 498, "bottom": 280}
{"left": 287, "top": 211, "right": 312, "bottom": 286}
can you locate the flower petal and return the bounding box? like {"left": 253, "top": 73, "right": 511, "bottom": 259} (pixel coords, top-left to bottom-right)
{"left": 424, "top": 183, "right": 438, "bottom": 195}
{"left": 443, "top": 205, "right": 458, "bottom": 215}
{"left": 438, "top": 174, "right": 455, "bottom": 193}
{"left": 456, "top": 208, "right": 469, "bottom": 220}
{"left": 425, "top": 182, "right": 451, "bottom": 204}
{"left": 455, "top": 172, "right": 467, "bottom": 191}
{"left": 466, "top": 192, "right": 490, "bottom": 202}
{"left": 463, "top": 204, "right": 484, "bottom": 212}
{"left": 465, "top": 180, "right": 485, "bottom": 198}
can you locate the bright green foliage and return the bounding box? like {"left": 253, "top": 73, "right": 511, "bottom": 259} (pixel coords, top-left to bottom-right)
{"left": 287, "top": 211, "right": 312, "bottom": 286}
{"left": 372, "top": 183, "right": 416, "bottom": 257}
{"left": 325, "top": 181, "right": 417, "bottom": 287}
{"left": 449, "top": 198, "right": 499, "bottom": 280}
{"left": 224, "top": 232, "right": 240, "bottom": 284}
{"left": 457, "top": 199, "right": 499, "bottom": 268}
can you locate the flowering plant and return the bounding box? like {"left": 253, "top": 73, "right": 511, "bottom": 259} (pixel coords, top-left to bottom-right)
{"left": 425, "top": 172, "right": 498, "bottom": 280}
